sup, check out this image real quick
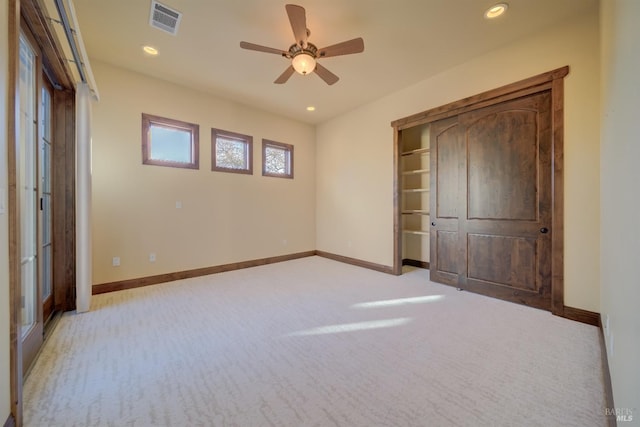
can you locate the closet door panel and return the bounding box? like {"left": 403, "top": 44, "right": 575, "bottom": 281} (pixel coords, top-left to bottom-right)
{"left": 467, "top": 234, "right": 537, "bottom": 290}
{"left": 434, "top": 230, "right": 459, "bottom": 274}
{"left": 433, "top": 122, "right": 461, "bottom": 219}
{"left": 467, "top": 110, "right": 538, "bottom": 221}
{"left": 429, "top": 118, "right": 462, "bottom": 285}
{"left": 460, "top": 91, "right": 552, "bottom": 309}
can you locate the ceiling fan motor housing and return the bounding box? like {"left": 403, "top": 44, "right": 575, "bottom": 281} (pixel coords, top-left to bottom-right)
{"left": 288, "top": 42, "right": 318, "bottom": 60}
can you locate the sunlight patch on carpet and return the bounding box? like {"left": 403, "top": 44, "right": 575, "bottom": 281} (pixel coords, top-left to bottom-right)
{"left": 286, "top": 318, "right": 411, "bottom": 336}
{"left": 351, "top": 295, "right": 445, "bottom": 309}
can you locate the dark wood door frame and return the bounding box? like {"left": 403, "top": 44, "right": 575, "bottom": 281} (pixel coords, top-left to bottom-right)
{"left": 8, "top": 2, "right": 23, "bottom": 423}
{"left": 391, "top": 66, "right": 568, "bottom": 316}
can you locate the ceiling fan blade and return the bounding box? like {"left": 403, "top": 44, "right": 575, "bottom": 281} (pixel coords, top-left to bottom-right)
{"left": 274, "top": 65, "right": 296, "bottom": 84}
{"left": 240, "top": 41, "right": 287, "bottom": 56}
{"left": 285, "top": 4, "right": 308, "bottom": 46}
{"left": 314, "top": 63, "right": 339, "bottom": 85}
{"left": 318, "top": 37, "right": 365, "bottom": 58}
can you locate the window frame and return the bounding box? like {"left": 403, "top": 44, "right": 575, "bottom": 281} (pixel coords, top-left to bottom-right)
{"left": 262, "top": 139, "right": 294, "bottom": 179}
{"left": 142, "top": 113, "right": 199, "bottom": 170}
{"left": 211, "top": 128, "right": 254, "bottom": 175}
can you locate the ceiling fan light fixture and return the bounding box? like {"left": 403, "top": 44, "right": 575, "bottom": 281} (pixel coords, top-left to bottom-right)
{"left": 292, "top": 53, "right": 316, "bottom": 75}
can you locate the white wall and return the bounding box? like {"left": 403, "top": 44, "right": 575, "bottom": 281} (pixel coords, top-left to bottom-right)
{"left": 91, "top": 61, "right": 316, "bottom": 284}
{"left": 316, "top": 8, "right": 601, "bottom": 311}
{"left": 0, "top": 0, "right": 13, "bottom": 422}
{"left": 600, "top": 0, "right": 640, "bottom": 419}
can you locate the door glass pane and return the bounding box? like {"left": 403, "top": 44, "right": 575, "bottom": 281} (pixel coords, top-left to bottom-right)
{"left": 42, "top": 245, "right": 52, "bottom": 300}
{"left": 42, "top": 195, "right": 52, "bottom": 299}
{"left": 41, "top": 84, "right": 53, "bottom": 301}
{"left": 42, "top": 195, "right": 51, "bottom": 245}
{"left": 42, "top": 85, "right": 51, "bottom": 140}
{"left": 19, "top": 35, "right": 38, "bottom": 337}
{"left": 42, "top": 133, "right": 51, "bottom": 193}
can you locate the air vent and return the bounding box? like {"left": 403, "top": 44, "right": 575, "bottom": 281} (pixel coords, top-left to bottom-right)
{"left": 149, "top": 0, "right": 182, "bottom": 35}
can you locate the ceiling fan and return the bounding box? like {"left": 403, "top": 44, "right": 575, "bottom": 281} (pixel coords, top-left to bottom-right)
{"left": 240, "top": 4, "right": 365, "bottom": 85}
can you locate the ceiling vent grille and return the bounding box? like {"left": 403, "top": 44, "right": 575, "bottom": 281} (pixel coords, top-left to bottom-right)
{"left": 149, "top": 0, "right": 182, "bottom": 35}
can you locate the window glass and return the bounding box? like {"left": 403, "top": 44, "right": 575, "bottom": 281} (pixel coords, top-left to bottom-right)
{"left": 142, "top": 113, "right": 199, "bottom": 169}
{"left": 150, "top": 125, "right": 192, "bottom": 163}
{"left": 262, "top": 140, "right": 293, "bottom": 179}
{"left": 212, "top": 129, "right": 253, "bottom": 174}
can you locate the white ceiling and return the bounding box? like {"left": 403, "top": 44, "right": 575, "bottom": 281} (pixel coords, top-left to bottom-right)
{"left": 73, "top": 0, "right": 597, "bottom": 124}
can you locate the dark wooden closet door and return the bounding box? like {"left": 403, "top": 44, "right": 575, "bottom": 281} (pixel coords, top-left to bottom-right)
{"left": 431, "top": 91, "right": 553, "bottom": 310}
{"left": 429, "top": 117, "right": 463, "bottom": 286}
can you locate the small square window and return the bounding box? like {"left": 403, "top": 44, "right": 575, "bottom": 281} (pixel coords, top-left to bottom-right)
{"left": 212, "top": 128, "right": 253, "bottom": 174}
{"left": 142, "top": 113, "right": 199, "bottom": 169}
{"left": 262, "top": 139, "right": 293, "bottom": 179}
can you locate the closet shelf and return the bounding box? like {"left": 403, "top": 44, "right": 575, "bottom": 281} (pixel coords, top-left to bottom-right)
{"left": 402, "top": 188, "right": 430, "bottom": 193}
{"left": 401, "top": 210, "right": 430, "bottom": 215}
{"left": 402, "top": 169, "right": 430, "bottom": 175}
{"left": 403, "top": 229, "right": 430, "bottom": 236}
{"left": 401, "top": 147, "right": 430, "bottom": 156}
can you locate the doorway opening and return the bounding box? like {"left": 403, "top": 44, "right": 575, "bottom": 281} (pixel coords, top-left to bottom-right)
{"left": 398, "top": 124, "right": 430, "bottom": 270}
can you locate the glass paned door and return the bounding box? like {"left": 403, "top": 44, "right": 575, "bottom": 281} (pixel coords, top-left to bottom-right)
{"left": 19, "top": 35, "right": 38, "bottom": 338}
{"left": 19, "top": 33, "right": 44, "bottom": 374}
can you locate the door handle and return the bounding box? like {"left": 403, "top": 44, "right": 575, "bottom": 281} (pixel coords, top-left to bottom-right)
{"left": 431, "top": 222, "right": 436, "bottom": 226}
{"left": 540, "top": 227, "right": 549, "bottom": 234}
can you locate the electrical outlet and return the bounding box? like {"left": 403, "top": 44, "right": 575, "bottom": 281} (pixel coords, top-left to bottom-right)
{"left": 282, "top": 239, "right": 287, "bottom": 246}
{"left": 149, "top": 253, "right": 156, "bottom": 262}
{"left": 112, "top": 257, "right": 120, "bottom": 267}
{"left": 0, "top": 188, "right": 5, "bottom": 215}
{"left": 609, "top": 332, "right": 614, "bottom": 357}
{"left": 175, "top": 201, "right": 182, "bottom": 209}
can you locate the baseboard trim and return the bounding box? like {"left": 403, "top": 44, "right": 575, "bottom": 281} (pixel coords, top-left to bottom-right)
{"left": 92, "top": 251, "right": 316, "bottom": 294}
{"left": 402, "top": 259, "right": 430, "bottom": 269}
{"left": 94, "top": 250, "right": 395, "bottom": 295}
{"left": 3, "top": 414, "right": 16, "bottom": 427}
{"left": 562, "top": 306, "right": 600, "bottom": 326}
{"left": 562, "top": 308, "right": 616, "bottom": 425}
{"left": 315, "top": 250, "right": 394, "bottom": 274}
{"left": 598, "top": 314, "right": 617, "bottom": 427}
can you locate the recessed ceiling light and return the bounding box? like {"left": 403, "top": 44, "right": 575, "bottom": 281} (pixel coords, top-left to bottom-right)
{"left": 143, "top": 46, "right": 159, "bottom": 56}
{"left": 484, "top": 3, "right": 508, "bottom": 19}
{"left": 306, "top": 106, "right": 316, "bottom": 112}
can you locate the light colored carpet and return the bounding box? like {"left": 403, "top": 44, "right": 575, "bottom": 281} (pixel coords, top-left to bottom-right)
{"left": 24, "top": 256, "right": 607, "bottom": 426}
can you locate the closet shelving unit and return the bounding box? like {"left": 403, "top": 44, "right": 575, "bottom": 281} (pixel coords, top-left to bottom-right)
{"left": 399, "top": 129, "right": 430, "bottom": 268}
